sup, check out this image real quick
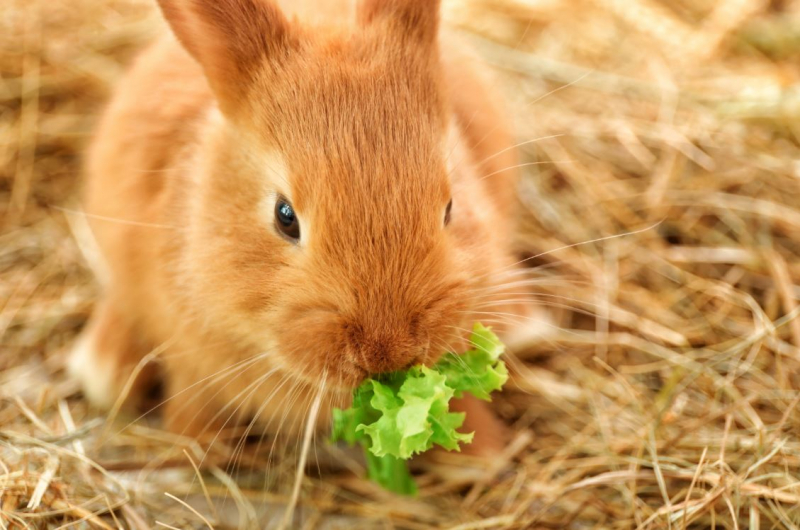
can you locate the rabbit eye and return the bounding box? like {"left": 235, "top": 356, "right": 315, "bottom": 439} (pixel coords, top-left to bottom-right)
{"left": 275, "top": 197, "right": 300, "bottom": 242}
{"left": 444, "top": 199, "right": 452, "bottom": 227}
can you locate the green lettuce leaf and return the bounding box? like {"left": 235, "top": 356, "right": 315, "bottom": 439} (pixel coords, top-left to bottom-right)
{"left": 436, "top": 323, "right": 508, "bottom": 401}
{"left": 330, "top": 323, "right": 506, "bottom": 495}
{"left": 356, "top": 366, "right": 473, "bottom": 459}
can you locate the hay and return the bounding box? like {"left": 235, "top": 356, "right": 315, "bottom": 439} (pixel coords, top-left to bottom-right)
{"left": 3, "top": 0, "right": 800, "bottom": 527}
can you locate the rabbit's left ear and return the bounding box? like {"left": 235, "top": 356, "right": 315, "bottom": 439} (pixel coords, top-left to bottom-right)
{"left": 156, "top": 0, "right": 297, "bottom": 113}
{"left": 358, "top": 0, "right": 441, "bottom": 46}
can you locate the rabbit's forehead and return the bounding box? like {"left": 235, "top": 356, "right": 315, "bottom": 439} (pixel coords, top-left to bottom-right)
{"left": 241, "top": 135, "right": 448, "bottom": 209}
{"left": 249, "top": 43, "right": 446, "bottom": 151}
{"left": 292, "top": 133, "right": 449, "bottom": 205}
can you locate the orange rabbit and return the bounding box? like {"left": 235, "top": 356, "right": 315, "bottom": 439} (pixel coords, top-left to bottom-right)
{"left": 69, "top": 0, "right": 545, "bottom": 454}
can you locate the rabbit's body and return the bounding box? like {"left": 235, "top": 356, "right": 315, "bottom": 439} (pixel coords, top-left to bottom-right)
{"left": 70, "top": 0, "right": 538, "bottom": 451}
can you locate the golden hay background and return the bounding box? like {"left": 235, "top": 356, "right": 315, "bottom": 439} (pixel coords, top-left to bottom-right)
{"left": 3, "top": 0, "right": 800, "bottom": 528}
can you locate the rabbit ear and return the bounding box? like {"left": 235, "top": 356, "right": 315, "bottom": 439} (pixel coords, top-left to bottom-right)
{"left": 156, "top": 0, "right": 295, "bottom": 111}
{"left": 358, "top": 0, "right": 441, "bottom": 46}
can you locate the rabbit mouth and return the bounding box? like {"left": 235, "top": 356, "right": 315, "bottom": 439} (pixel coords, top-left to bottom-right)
{"left": 329, "top": 362, "right": 370, "bottom": 391}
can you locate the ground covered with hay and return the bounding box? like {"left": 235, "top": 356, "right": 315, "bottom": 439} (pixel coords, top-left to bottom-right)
{"left": 3, "top": 0, "right": 800, "bottom": 528}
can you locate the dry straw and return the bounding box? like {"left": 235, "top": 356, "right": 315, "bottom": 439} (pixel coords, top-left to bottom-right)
{"left": 3, "top": 0, "right": 800, "bottom": 528}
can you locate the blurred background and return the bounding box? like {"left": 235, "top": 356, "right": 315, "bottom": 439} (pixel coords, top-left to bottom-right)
{"left": 3, "top": 0, "right": 800, "bottom": 528}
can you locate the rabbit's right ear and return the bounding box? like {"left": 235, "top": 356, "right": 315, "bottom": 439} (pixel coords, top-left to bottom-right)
{"left": 359, "top": 0, "right": 441, "bottom": 47}
{"left": 156, "top": 0, "right": 295, "bottom": 112}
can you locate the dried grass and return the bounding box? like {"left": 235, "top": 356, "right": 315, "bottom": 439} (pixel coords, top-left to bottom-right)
{"left": 3, "top": 0, "right": 800, "bottom": 528}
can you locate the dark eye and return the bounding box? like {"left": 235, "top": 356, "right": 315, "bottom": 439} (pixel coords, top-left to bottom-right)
{"left": 275, "top": 197, "right": 300, "bottom": 242}
{"left": 444, "top": 199, "right": 452, "bottom": 227}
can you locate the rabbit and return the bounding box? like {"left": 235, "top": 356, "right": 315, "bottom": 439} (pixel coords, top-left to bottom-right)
{"left": 68, "top": 0, "right": 550, "bottom": 455}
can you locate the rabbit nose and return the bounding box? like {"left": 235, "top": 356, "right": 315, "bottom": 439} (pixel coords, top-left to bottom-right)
{"left": 354, "top": 349, "right": 419, "bottom": 375}
{"left": 350, "top": 336, "right": 428, "bottom": 375}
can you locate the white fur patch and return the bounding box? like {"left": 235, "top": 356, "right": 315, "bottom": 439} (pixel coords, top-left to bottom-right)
{"left": 67, "top": 331, "right": 117, "bottom": 410}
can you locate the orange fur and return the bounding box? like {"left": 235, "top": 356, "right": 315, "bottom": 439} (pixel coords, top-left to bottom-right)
{"left": 74, "top": 0, "right": 529, "bottom": 449}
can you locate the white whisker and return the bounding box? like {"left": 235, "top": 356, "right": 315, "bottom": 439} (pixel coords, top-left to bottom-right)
{"left": 277, "top": 374, "right": 326, "bottom": 530}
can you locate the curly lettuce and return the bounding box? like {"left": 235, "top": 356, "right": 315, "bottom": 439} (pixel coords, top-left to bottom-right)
{"left": 330, "top": 323, "right": 507, "bottom": 495}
